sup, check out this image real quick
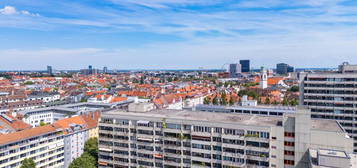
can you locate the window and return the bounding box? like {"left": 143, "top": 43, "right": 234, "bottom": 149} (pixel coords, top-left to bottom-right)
{"left": 284, "top": 160, "right": 294, "bottom": 165}
{"left": 284, "top": 132, "right": 295, "bottom": 138}
{"left": 284, "top": 150, "right": 295, "bottom": 156}
{"left": 224, "top": 129, "right": 244, "bottom": 136}
{"left": 284, "top": 141, "right": 295, "bottom": 147}
{"left": 193, "top": 126, "right": 211, "bottom": 133}
{"left": 166, "top": 123, "right": 181, "bottom": 129}
{"left": 214, "top": 127, "right": 222, "bottom": 133}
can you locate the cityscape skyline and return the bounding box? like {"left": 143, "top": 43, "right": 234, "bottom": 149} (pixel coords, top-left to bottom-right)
{"left": 1, "top": 1, "right": 357, "bottom": 168}
{"left": 1, "top": 0, "right": 357, "bottom": 69}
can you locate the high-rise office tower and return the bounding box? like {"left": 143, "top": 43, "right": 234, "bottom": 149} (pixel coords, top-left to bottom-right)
{"left": 277, "top": 63, "right": 294, "bottom": 75}
{"left": 88, "top": 65, "right": 93, "bottom": 74}
{"left": 103, "top": 67, "right": 108, "bottom": 73}
{"left": 229, "top": 63, "right": 241, "bottom": 78}
{"left": 276, "top": 63, "right": 288, "bottom": 75}
{"left": 240, "top": 60, "right": 250, "bottom": 72}
{"left": 300, "top": 62, "right": 357, "bottom": 152}
{"left": 287, "top": 65, "right": 294, "bottom": 73}
{"left": 47, "top": 65, "right": 53, "bottom": 75}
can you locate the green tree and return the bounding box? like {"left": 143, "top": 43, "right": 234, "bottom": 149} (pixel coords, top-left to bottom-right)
{"left": 288, "top": 85, "right": 299, "bottom": 92}
{"left": 20, "top": 158, "right": 36, "bottom": 168}
{"left": 159, "top": 78, "right": 165, "bottom": 83}
{"left": 229, "top": 98, "right": 234, "bottom": 106}
{"left": 282, "top": 98, "right": 289, "bottom": 106}
{"left": 84, "top": 137, "right": 98, "bottom": 161}
{"left": 133, "top": 78, "right": 139, "bottom": 83}
{"left": 221, "top": 92, "right": 227, "bottom": 105}
{"left": 80, "top": 98, "right": 87, "bottom": 102}
{"left": 238, "top": 90, "right": 259, "bottom": 100}
{"left": 258, "top": 97, "right": 262, "bottom": 104}
{"left": 69, "top": 152, "right": 96, "bottom": 168}
{"left": 264, "top": 97, "right": 271, "bottom": 104}
{"left": 24, "top": 81, "right": 34, "bottom": 85}
{"left": 212, "top": 96, "right": 219, "bottom": 105}
{"left": 39, "top": 121, "right": 46, "bottom": 126}
{"left": 224, "top": 82, "right": 229, "bottom": 87}
{"left": 203, "top": 97, "right": 210, "bottom": 105}
{"left": 289, "top": 99, "right": 299, "bottom": 106}
{"left": 69, "top": 138, "right": 98, "bottom": 168}
{"left": 272, "top": 100, "right": 278, "bottom": 105}
{"left": 140, "top": 76, "right": 145, "bottom": 84}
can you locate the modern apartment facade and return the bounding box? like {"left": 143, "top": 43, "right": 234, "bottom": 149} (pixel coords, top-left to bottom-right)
{"left": 98, "top": 108, "right": 352, "bottom": 168}
{"left": 0, "top": 124, "right": 65, "bottom": 168}
{"left": 0, "top": 111, "right": 100, "bottom": 168}
{"left": 300, "top": 62, "right": 357, "bottom": 152}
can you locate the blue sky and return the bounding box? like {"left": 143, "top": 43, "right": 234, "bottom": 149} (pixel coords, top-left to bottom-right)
{"left": 1, "top": 0, "right": 357, "bottom": 70}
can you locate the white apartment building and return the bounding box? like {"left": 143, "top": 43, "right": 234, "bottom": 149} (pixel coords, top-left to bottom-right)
{"left": 19, "top": 102, "right": 119, "bottom": 127}
{"left": 0, "top": 124, "right": 65, "bottom": 168}
{"left": 300, "top": 62, "right": 357, "bottom": 152}
{"left": 98, "top": 107, "right": 352, "bottom": 168}
{"left": 0, "top": 112, "right": 100, "bottom": 168}
{"left": 27, "top": 93, "right": 61, "bottom": 103}
{"left": 62, "top": 123, "right": 90, "bottom": 168}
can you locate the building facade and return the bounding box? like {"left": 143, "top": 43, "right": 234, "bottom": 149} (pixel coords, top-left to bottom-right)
{"left": 194, "top": 104, "right": 296, "bottom": 116}
{"left": 0, "top": 112, "right": 100, "bottom": 168}
{"left": 260, "top": 68, "right": 268, "bottom": 89}
{"left": 98, "top": 108, "right": 352, "bottom": 168}
{"left": 62, "top": 124, "right": 89, "bottom": 168}
{"left": 47, "top": 66, "right": 53, "bottom": 75}
{"left": 277, "top": 63, "right": 288, "bottom": 75}
{"left": 240, "top": 60, "right": 250, "bottom": 73}
{"left": 229, "top": 64, "right": 241, "bottom": 78}
{"left": 0, "top": 125, "right": 65, "bottom": 168}
{"left": 300, "top": 62, "right": 357, "bottom": 152}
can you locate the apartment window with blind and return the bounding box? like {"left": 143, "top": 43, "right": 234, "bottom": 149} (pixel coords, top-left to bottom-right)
{"left": 284, "top": 160, "right": 294, "bottom": 165}
{"left": 284, "top": 132, "right": 295, "bottom": 138}
{"left": 284, "top": 141, "right": 295, "bottom": 147}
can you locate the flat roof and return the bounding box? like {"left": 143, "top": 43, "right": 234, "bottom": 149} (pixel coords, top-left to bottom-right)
{"left": 306, "top": 72, "right": 357, "bottom": 77}
{"left": 311, "top": 119, "right": 344, "bottom": 132}
{"left": 103, "top": 109, "right": 283, "bottom": 127}
{"left": 196, "top": 104, "right": 296, "bottom": 113}
{"left": 318, "top": 149, "right": 348, "bottom": 158}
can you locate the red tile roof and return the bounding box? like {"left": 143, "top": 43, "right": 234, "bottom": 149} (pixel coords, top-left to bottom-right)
{"left": 0, "top": 124, "right": 61, "bottom": 145}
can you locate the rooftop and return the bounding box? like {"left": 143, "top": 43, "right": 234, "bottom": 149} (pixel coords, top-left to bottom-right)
{"left": 196, "top": 104, "right": 296, "bottom": 113}
{"left": 103, "top": 109, "right": 283, "bottom": 127}
{"left": 0, "top": 124, "right": 61, "bottom": 145}
{"left": 311, "top": 119, "right": 345, "bottom": 132}
{"left": 318, "top": 149, "right": 348, "bottom": 158}
{"left": 0, "top": 114, "right": 32, "bottom": 132}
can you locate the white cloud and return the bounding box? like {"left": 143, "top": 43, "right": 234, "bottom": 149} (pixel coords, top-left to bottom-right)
{"left": 0, "top": 5, "right": 39, "bottom": 16}
{"left": 0, "top": 1, "right": 357, "bottom": 69}
{"left": 109, "top": 0, "right": 221, "bottom": 9}
{"left": 0, "top": 6, "right": 17, "bottom": 15}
